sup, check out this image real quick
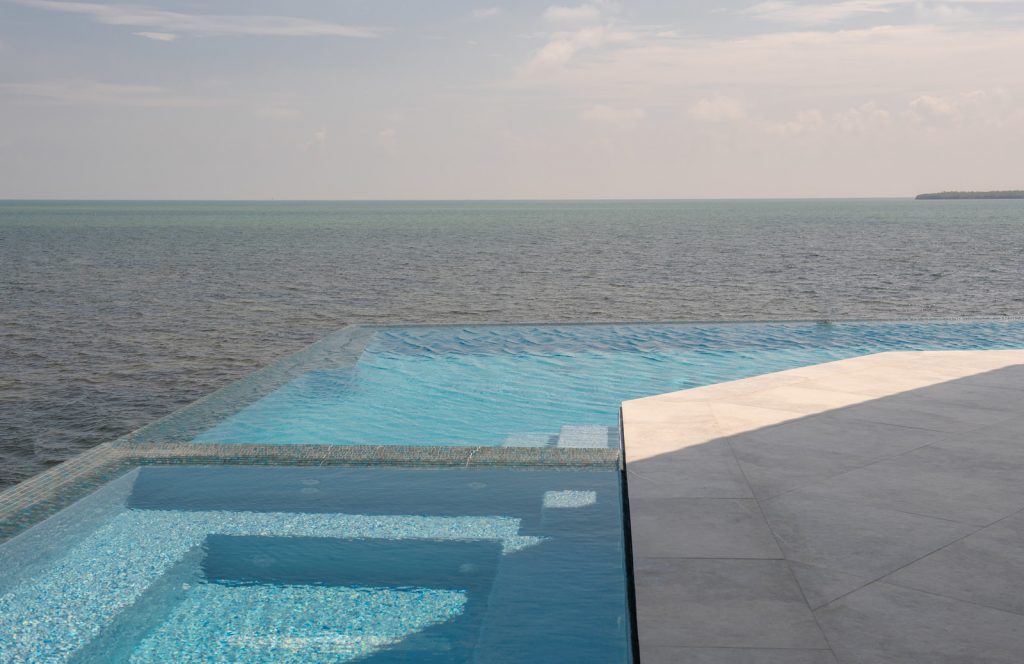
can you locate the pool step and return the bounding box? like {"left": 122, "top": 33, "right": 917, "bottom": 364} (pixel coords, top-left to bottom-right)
{"left": 501, "top": 433, "right": 558, "bottom": 448}
{"left": 557, "top": 425, "right": 618, "bottom": 449}
{"left": 502, "top": 426, "right": 619, "bottom": 449}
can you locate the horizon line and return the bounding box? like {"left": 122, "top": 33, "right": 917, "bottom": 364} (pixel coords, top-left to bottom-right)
{"left": 0, "top": 196, "right": 922, "bottom": 203}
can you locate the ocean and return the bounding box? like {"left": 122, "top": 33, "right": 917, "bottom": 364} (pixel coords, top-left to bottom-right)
{"left": 2, "top": 199, "right": 1023, "bottom": 488}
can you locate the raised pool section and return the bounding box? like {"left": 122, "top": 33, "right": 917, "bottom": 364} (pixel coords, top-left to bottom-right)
{"left": 3, "top": 321, "right": 1024, "bottom": 662}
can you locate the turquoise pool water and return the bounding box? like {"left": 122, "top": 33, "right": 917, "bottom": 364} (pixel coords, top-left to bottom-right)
{"left": 0, "top": 465, "right": 629, "bottom": 663}
{"left": 6, "top": 320, "right": 1024, "bottom": 663}
{"left": 183, "top": 321, "right": 1024, "bottom": 448}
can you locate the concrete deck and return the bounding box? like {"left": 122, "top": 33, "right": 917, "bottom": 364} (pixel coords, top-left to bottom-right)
{"left": 622, "top": 350, "right": 1024, "bottom": 663}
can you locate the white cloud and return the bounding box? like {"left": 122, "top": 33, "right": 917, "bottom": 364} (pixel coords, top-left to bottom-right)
{"left": 742, "top": 0, "right": 902, "bottom": 25}
{"left": 690, "top": 95, "right": 746, "bottom": 123}
{"left": 908, "top": 89, "right": 1015, "bottom": 125}
{"left": 543, "top": 1, "right": 621, "bottom": 22}
{"left": 581, "top": 104, "right": 646, "bottom": 126}
{"left": 133, "top": 31, "right": 175, "bottom": 41}
{"left": 543, "top": 4, "right": 603, "bottom": 22}
{"left": 742, "top": 0, "right": 1016, "bottom": 26}
{"left": 377, "top": 128, "right": 398, "bottom": 147}
{"left": 522, "top": 26, "right": 635, "bottom": 71}
{"left": 12, "top": 0, "right": 379, "bottom": 38}
{"left": 911, "top": 94, "right": 958, "bottom": 117}
{"left": 472, "top": 7, "right": 502, "bottom": 19}
{"left": 0, "top": 80, "right": 220, "bottom": 107}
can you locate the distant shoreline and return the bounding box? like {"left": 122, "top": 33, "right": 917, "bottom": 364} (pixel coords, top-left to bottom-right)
{"left": 916, "top": 191, "right": 1024, "bottom": 200}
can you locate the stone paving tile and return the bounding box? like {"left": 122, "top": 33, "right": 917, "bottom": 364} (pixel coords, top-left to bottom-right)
{"left": 627, "top": 440, "right": 753, "bottom": 499}
{"left": 885, "top": 509, "right": 1024, "bottom": 616}
{"left": 788, "top": 561, "right": 875, "bottom": 610}
{"left": 641, "top": 646, "right": 838, "bottom": 664}
{"left": 629, "top": 497, "right": 782, "bottom": 559}
{"left": 816, "top": 582, "right": 1024, "bottom": 664}
{"left": 760, "top": 487, "right": 976, "bottom": 578}
{"left": 633, "top": 558, "right": 828, "bottom": 650}
{"left": 801, "top": 444, "right": 1024, "bottom": 526}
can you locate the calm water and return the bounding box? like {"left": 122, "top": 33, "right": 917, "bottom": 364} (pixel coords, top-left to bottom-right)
{"left": 2, "top": 200, "right": 1024, "bottom": 487}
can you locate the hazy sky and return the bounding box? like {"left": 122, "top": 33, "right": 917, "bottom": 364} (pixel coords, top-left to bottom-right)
{"left": 1, "top": 0, "right": 1022, "bottom": 199}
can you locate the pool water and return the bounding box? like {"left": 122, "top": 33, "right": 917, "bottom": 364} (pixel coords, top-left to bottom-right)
{"left": 6, "top": 320, "right": 1024, "bottom": 663}
{"left": 0, "top": 465, "right": 629, "bottom": 663}
{"left": 184, "top": 322, "right": 1024, "bottom": 447}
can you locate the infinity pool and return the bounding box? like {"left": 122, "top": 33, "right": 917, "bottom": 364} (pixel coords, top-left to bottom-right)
{"left": 4, "top": 320, "right": 1024, "bottom": 663}
{"left": 131, "top": 321, "right": 1024, "bottom": 447}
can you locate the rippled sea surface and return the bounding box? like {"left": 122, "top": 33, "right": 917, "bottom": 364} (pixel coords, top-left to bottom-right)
{"left": 2, "top": 200, "right": 1024, "bottom": 487}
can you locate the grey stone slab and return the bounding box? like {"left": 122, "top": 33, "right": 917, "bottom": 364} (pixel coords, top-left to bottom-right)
{"left": 805, "top": 444, "right": 1024, "bottom": 525}
{"left": 629, "top": 497, "right": 782, "bottom": 559}
{"left": 627, "top": 467, "right": 753, "bottom": 499}
{"left": 885, "top": 510, "right": 1024, "bottom": 615}
{"left": 833, "top": 396, "right": 1017, "bottom": 433}
{"left": 724, "top": 416, "right": 944, "bottom": 499}
{"left": 634, "top": 558, "right": 828, "bottom": 649}
{"left": 959, "top": 366, "right": 1024, "bottom": 392}
{"left": 761, "top": 490, "right": 975, "bottom": 578}
{"left": 642, "top": 646, "right": 837, "bottom": 664}
{"left": 928, "top": 427, "right": 1024, "bottom": 462}
{"left": 789, "top": 561, "right": 874, "bottom": 610}
{"left": 893, "top": 381, "right": 1024, "bottom": 413}
{"left": 817, "top": 581, "right": 1024, "bottom": 663}
{"left": 627, "top": 441, "right": 753, "bottom": 499}
{"left": 726, "top": 415, "right": 943, "bottom": 461}
{"left": 731, "top": 439, "right": 880, "bottom": 500}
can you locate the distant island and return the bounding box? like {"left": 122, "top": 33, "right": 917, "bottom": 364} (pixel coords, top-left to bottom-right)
{"left": 916, "top": 190, "right": 1024, "bottom": 200}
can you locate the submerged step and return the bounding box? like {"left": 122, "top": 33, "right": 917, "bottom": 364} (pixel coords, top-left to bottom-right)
{"left": 556, "top": 426, "right": 619, "bottom": 449}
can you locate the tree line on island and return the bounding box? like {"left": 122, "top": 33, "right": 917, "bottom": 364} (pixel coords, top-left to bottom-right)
{"left": 916, "top": 191, "right": 1024, "bottom": 199}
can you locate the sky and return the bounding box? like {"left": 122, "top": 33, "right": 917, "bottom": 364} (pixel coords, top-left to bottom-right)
{"left": 1, "top": 0, "right": 1022, "bottom": 199}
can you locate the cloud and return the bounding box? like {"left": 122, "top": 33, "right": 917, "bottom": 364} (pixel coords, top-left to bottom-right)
{"left": 11, "top": 0, "right": 379, "bottom": 38}
{"left": 581, "top": 104, "right": 645, "bottom": 126}
{"left": 543, "top": 1, "right": 621, "bottom": 22}
{"left": 472, "top": 7, "right": 502, "bottom": 19}
{"left": 133, "top": 31, "right": 175, "bottom": 41}
{"left": 0, "top": 79, "right": 220, "bottom": 107}
{"left": 543, "top": 4, "right": 604, "bottom": 22}
{"left": 377, "top": 128, "right": 398, "bottom": 147}
{"left": 522, "top": 26, "right": 634, "bottom": 71}
{"left": 741, "top": 0, "right": 1015, "bottom": 26}
{"left": 741, "top": 0, "right": 901, "bottom": 25}
{"left": 911, "top": 94, "right": 958, "bottom": 117}
{"left": 690, "top": 95, "right": 746, "bottom": 123}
